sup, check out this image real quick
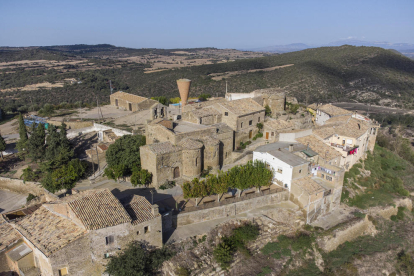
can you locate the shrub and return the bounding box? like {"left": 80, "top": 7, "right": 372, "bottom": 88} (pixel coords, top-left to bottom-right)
{"left": 176, "top": 267, "right": 191, "bottom": 276}
{"left": 213, "top": 240, "right": 234, "bottom": 269}
{"left": 26, "top": 193, "right": 37, "bottom": 203}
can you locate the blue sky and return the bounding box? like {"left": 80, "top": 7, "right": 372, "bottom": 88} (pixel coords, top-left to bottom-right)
{"left": 0, "top": 0, "right": 413, "bottom": 48}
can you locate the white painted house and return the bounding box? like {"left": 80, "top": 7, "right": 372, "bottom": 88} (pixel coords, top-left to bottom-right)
{"left": 253, "top": 142, "right": 309, "bottom": 191}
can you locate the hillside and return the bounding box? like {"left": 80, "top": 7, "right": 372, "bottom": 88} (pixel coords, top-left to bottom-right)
{"left": 1, "top": 45, "right": 414, "bottom": 113}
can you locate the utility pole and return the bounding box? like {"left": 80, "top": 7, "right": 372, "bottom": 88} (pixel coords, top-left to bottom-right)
{"left": 95, "top": 145, "right": 100, "bottom": 172}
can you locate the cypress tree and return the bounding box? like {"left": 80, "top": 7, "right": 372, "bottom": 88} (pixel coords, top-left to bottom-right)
{"left": 0, "top": 134, "right": 6, "bottom": 160}
{"left": 16, "top": 113, "right": 28, "bottom": 155}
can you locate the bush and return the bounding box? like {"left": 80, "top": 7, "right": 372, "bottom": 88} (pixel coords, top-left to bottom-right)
{"left": 175, "top": 267, "right": 191, "bottom": 276}
{"left": 213, "top": 240, "right": 234, "bottom": 270}
{"left": 130, "top": 168, "right": 152, "bottom": 186}
{"left": 26, "top": 193, "right": 37, "bottom": 203}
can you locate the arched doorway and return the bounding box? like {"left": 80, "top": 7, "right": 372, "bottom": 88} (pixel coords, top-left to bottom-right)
{"left": 173, "top": 167, "right": 180, "bottom": 178}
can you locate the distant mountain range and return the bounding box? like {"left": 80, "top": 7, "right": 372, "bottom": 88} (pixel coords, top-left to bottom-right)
{"left": 246, "top": 39, "right": 414, "bottom": 58}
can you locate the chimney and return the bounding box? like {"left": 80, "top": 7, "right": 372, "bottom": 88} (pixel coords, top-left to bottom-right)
{"left": 151, "top": 204, "right": 159, "bottom": 216}
{"left": 289, "top": 144, "right": 294, "bottom": 152}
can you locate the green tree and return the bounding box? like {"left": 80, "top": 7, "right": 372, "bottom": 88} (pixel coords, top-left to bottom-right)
{"left": 106, "top": 135, "right": 146, "bottom": 175}
{"left": 105, "top": 242, "right": 174, "bottom": 276}
{"left": 43, "top": 124, "right": 74, "bottom": 170}
{"left": 264, "top": 105, "right": 271, "bottom": 116}
{"left": 0, "top": 133, "right": 6, "bottom": 160}
{"left": 256, "top": 122, "right": 263, "bottom": 133}
{"left": 151, "top": 96, "right": 169, "bottom": 106}
{"left": 21, "top": 166, "right": 37, "bottom": 181}
{"left": 130, "top": 169, "right": 152, "bottom": 187}
{"left": 41, "top": 159, "right": 87, "bottom": 192}
{"left": 26, "top": 123, "right": 46, "bottom": 161}
{"left": 104, "top": 164, "right": 127, "bottom": 183}
{"left": 16, "top": 113, "right": 28, "bottom": 156}
{"left": 38, "top": 103, "right": 55, "bottom": 117}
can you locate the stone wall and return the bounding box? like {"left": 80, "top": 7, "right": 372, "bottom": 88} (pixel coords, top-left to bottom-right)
{"left": 46, "top": 120, "right": 93, "bottom": 130}
{"left": 317, "top": 216, "right": 377, "bottom": 252}
{"left": 174, "top": 191, "right": 289, "bottom": 227}
{"left": 0, "top": 177, "right": 56, "bottom": 202}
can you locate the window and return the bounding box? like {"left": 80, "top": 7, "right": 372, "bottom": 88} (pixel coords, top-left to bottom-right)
{"left": 277, "top": 167, "right": 283, "bottom": 174}
{"left": 225, "top": 152, "right": 228, "bottom": 158}
{"left": 284, "top": 184, "right": 288, "bottom": 188}
{"left": 249, "top": 120, "right": 252, "bottom": 126}
{"left": 59, "top": 268, "right": 68, "bottom": 276}
{"left": 271, "top": 132, "right": 274, "bottom": 136}
{"left": 144, "top": 226, "right": 149, "bottom": 233}
{"left": 105, "top": 235, "right": 114, "bottom": 245}
{"left": 240, "top": 122, "right": 243, "bottom": 128}
{"left": 321, "top": 174, "right": 324, "bottom": 178}
{"left": 299, "top": 170, "right": 302, "bottom": 173}
{"left": 326, "top": 176, "right": 333, "bottom": 181}
{"left": 195, "top": 158, "right": 198, "bottom": 166}
{"left": 224, "top": 112, "right": 228, "bottom": 116}
{"left": 104, "top": 253, "right": 110, "bottom": 259}
{"left": 258, "top": 117, "right": 260, "bottom": 122}
{"left": 137, "top": 231, "right": 140, "bottom": 235}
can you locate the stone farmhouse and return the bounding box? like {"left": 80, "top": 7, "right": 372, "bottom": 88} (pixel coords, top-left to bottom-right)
{"left": 110, "top": 91, "right": 168, "bottom": 120}
{"left": 1, "top": 189, "right": 162, "bottom": 276}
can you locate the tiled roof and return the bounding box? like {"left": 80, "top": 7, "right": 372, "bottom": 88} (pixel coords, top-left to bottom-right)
{"left": 111, "top": 91, "right": 148, "bottom": 104}
{"left": 307, "top": 103, "right": 318, "bottom": 110}
{"left": 124, "top": 195, "right": 157, "bottom": 225}
{"left": 218, "top": 98, "right": 265, "bottom": 115}
{"left": 296, "top": 135, "right": 342, "bottom": 161}
{"left": 66, "top": 189, "right": 131, "bottom": 230}
{"left": 265, "top": 119, "right": 295, "bottom": 131}
{"left": 318, "top": 104, "right": 352, "bottom": 116}
{"left": 324, "top": 115, "right": 352, "bottom": 126}
{"left": 314, "top": 118, "right": 370, "bottom": 139}
{"left": 191, "top": 106, "right": 221, "bottom": 117}
{"left": 146, "top": 142, "right": 182, "bottom": 154}
{"left": 213, "top": 123, "right": 233, "bottom": 134}
{"left": 178, "top": 138, "right": 203, "bottom": 150}
{"left": 292, "top": 176, "right": 326, "bottom": 195}
{"left": 0, "top": 216, "right": 21, "bottom": 252}
{"left": 14, "top": 206, "right": 86, "bottom": 256}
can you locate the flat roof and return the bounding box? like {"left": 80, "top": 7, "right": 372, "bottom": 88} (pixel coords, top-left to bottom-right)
{"left": 173, "top": 121, "right": 211, "bottom": 133}
{"left": 6, "top": 242, "right": 32, "bottom": 262}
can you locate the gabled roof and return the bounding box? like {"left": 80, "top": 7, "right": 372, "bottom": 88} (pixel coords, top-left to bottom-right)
{"left": 314, "top": 118, "right": 370, "bottom": 139}
{"left": 14, "top": 206, "right": 86, "bottom": 257}
{"left": 0, "top": 216, "right": 21, "bottom": 252}
{"left": 111, "top": 91, "right": 147, "bottom": 104}
{"left": 296, "top": 135, "right": 342, "bottom": 161}
{"left": 178, "top": 138, "right": 203, "bottom": 150}
{"left": 124, "top": 195, "right": 157, "bottom": 225}
{"left": 66, "top": 189, "right": 131, "bottom": 230}
{"left": 317, "top": 104, "right": 352, "bottom": 116}
{"left": 217, "top": 98, "right": 265, "bottom": 116}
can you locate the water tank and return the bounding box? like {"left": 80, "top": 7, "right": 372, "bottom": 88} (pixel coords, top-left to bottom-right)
{"left": 177, "top": 79, "right": 191, "bottom": 107}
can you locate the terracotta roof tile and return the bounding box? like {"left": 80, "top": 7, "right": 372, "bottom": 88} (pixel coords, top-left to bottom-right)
{"left": 217, "top": 98, "right": 265, "bottom": 115}
{"left": 67, "top": 189, "right": 131, "bottom": 230}
{"left": 124, "top": 195, "right": 157, "bottom": 225}
{"left": 318, "top": 104, "right": 352, "bottom": 116}
{"left": 111, "top": 91, "right": 147, "bottom": 104}
{"left": 14, "top": 207, "right": 86, "bottom": 256}
{"left": 0, "top": 216, "right": 21, "bottom": 252}
{"left": 296, "top": 135, "right": 342, "bottom": 161}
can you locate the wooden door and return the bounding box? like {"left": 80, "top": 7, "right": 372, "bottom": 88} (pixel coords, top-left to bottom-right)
{"left": 265, "top": 132, "right": 269, "bottom": 139}
{"left": 115, "top": 99, "right": 118, "bottom": 106}
{"left": 249, "top": 130, "right": 253, "bottom": 139}
{"left": 173, "top": 167, "right": 180, "bottom": 178}
{"left": 128, "top": 103, "right": 132, "bottom": 111}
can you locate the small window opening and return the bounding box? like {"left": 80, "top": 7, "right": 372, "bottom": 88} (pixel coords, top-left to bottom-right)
{"left": 144, "top": 226, "right": 149, "bottom": 233}
{"left": 249, "top": 120, "right": 252, "bottom": 126}
{"left": 105, "top": 235, "right": 114, "bottom": 245}
{"left": 224, "top": 112, "right": 228, "bottom": 116}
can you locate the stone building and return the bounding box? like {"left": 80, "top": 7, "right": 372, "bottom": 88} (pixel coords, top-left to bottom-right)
{"left": 314, "top": 104, "right": 353, "bottom": 126}
{"left": 253, "top": 141, "right": 345, "bottom": 223}
{"left": 142, "top": 119, "right": 233, "bottom": 186}
{"left": 225, "top": 87, "right": 286, "bottom": 116}
{"left": 313, "top": 117, "right": 379, "bottom": 169}
{"left": 1, "top": 189, "right": 162, "bottom": 276}
{"left": 110, "top": 91, "right": 167, "bottom": 115}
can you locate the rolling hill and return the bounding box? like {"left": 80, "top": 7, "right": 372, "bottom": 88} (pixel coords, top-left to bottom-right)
{"left": 1, "top": 45, "right": 414, "bottom": 112}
